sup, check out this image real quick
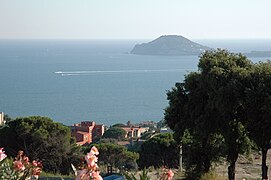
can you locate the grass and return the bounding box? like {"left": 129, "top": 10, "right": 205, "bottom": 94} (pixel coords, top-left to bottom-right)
{"left": 200, "top": 171, "right": 227, "bottom": 180}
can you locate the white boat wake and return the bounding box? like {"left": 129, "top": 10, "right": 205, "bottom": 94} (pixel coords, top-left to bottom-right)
{"left": 54, "top": 69, "right": 195, "bottom": 76}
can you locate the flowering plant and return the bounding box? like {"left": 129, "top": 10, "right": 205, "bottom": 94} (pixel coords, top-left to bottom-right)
{"left": 0, "top": 148, "right": 42, "bottom": 180}
{"left": 72, "top": 146, "right": 103, "bottom": 180}
{"left": 159, "top": 167, "right": 174, "bottom": 180}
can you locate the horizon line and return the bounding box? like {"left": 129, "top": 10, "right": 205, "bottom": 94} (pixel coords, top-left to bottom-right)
{"left": 1, "top": 37, "right": 271, "bottom": 41}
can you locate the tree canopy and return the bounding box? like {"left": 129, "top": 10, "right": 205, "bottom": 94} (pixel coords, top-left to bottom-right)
{"left": 165, "top": 49, "right": 268, "bottom": 179}
{"left": 85, "top": 143, "right": 139, "bottom": 170}
{"left": 103, "top": 127, "right": 126, "bottom": 140}
{"left": 138, "top": 133, "right": 179, "bottom": 169}
{"left": 0, "top": 116, "right": 81, "bottom": 174}
{"left": 244, "top": 61, "right": 271, "bottom": 178}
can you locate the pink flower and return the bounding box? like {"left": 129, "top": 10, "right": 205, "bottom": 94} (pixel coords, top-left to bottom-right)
{"left": 32, "top": 160, "right": 38, "bottom": 166}
{"left": 76, "top": 169, "right": 90, "bottom": 180}
{"left": 32, "top": 160, "right": 43, "bottom": 167}
{"left": 85, "top": 152, "right": 98, "bottom": 170}
{"left": 86, "top": 157, "right": 98, "bottom": 170}
{"left": 92, "top": 170, "right": 103, "bottom": 180}
{"left": 32, "top": 167, "right": 42, "bottom": 176}
{"left": 75, "top": 146, "right": 102, "bottom": 179}
{"left": 13, "top": 160, "right": 25, "bottom": 171}
{"left": 0, "top": 147, "right": 7, "bottom": 161}
{"left": 23, "top": 156, "right": 29, "bottom": 164}
{"left": 90, "top": 146, "right": 99, "bottom": 155}
{"left": 167, "top": 169, "right": 174, "bottom": 180}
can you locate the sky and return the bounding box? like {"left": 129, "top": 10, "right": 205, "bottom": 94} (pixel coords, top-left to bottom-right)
{"left": 0, "top": 0, "right": 271, "bottom": 39}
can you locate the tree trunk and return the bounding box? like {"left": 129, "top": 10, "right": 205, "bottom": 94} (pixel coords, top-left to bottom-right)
{"left": 262, "top": 147, "right": 268, "bottom": 180}
{"left": 228, "top": 152, "right": 238, "bottom": 180}
{"left": 228, "top": 162, "right": 236, "bottom": 180}
{"left": 203, "top": 156, "right": 211, "bottom": 173}
{"left": 202, "top": 136, "right": 211, "bottom": 173}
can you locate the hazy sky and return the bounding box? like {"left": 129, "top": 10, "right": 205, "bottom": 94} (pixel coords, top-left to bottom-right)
{"left": 0, "top": 0, "right": 271, "bottom": 39}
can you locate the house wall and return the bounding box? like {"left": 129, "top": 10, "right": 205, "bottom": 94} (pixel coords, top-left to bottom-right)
{"left": 71, "top": 121, "right": 104, "bottom": 145}
{"left": 0, "top": 112, "right": 4, "bottom": 125}
{"left": 93, "top": 124, "right": 105, "bottom": 138}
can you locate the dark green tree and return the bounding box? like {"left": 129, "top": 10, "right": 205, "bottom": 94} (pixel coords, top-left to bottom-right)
{"left": 103, "top": 127, "right": 126, "bottom": 140}
{"left": 244, "top": 61, "right": 271, "bottom": 179}
{"left": 165, "top": 49, "right": 252, "bottom": 180}
{"left": 165, "top": 72, "right": 225, "bottom": 178}
{"left": 198, "top": 50, "right": 252, "bottom": 180}
{"left": 4, "top": 114, "right": 13, "bottom": 123}
{"left": 138, "top": 133, "right": 179, "bottom": 169}
{"left": 0, "top": 116, "right": 81, "bottom": 174}
{"left": 112, "top": 123, "right": 126, "bottom": 127}
{"left": 85, "top": 143, "right": 139, "bottom": 170}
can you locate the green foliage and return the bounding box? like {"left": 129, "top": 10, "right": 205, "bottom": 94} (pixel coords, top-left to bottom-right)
{"left": 165, "top": 49, "right": 254, "bottom": 179}
{"left": 103, "top": 127, "right": 126, "bottom": 140}
{"left": 165, "top": 82, "right": 189, "bottom": 143}
{"left": 124, "top": 169, "right": 151, "bottom": 180}
{"left": 89, "top": 143, "right": 139, "bottom": 170}
{"left": 128, "top": 141, "right": 142, "bottom": 153}
{"left": 40, "top": 171, "right": 75, "bottom": 178}
{"left": 243, "top": 61, "right": 271, "bottom": 179}
{"left": 183, "top": 132, "right": 225, "bottom": 179}
{"left": 124, "top": 172, "right": 137, "bottom": 180}
{"left": 98, "top": 138, "right": 118, "bottom": 144}
{"left": 0, "top": 158, "right": 21, "bottom": 180}
{"left": 140, "top": 131, "right": 154, "bottom": 140}
{"left": 138, "top": 133, "right": 179, "bottom": 169}
{"left": 157, "top": 120, "right": 166, "bottom": 129}
{"left": 0, "top": 116, "right": 81, "bottom": 175}
{"left": 4, "top": 114, "right": 13, "bottom": 123}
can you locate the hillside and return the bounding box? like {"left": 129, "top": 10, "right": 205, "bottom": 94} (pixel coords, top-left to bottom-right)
{"left": 131, "top": 35, "right": 211, "bottom": 56}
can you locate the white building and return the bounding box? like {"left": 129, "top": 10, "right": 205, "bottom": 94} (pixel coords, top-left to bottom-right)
{"left": 160, "top": 127, "right": 173, "bottom": 133}
{"left": 0, "top": 112, "right": 4, "bottom": 125}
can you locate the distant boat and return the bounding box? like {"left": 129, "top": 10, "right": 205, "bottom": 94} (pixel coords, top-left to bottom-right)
{"left": 54, "top": 71, "right": 63, "bottom": 74}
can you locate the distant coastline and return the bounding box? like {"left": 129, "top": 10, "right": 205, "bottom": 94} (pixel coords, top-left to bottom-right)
{"left": 245, "top": 51, "right": 271, "bottom": 58}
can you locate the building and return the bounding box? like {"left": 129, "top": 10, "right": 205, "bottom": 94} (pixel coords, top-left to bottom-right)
{"left": 134, "top": 120, "right": 157, "bottom": 128}
{"left": 160, "top": 127, "right": 173, "bottom": 133}
{"left": 71, "top": 121, "right": 105, "bottom": 145}
{"left": 120, "top": 126, "right": 149, "bottom": 139}
{"left": 0, "top": 112, "right": 4, "bottom": 125}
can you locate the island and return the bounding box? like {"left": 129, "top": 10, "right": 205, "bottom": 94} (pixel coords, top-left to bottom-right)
{"left": 131, "top": 35, "right": 211, "bottom": 56}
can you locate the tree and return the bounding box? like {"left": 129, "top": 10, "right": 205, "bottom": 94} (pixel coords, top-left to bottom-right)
{"left": 0, "top": 116, "right": 81, "bottom": 174}
{"left": 4, "top": 114, "right": 13, "bottom": 123}
{"left": 244, "top": 61, "right": 271, "bottom": 179}
{"left": 138, "top": 133, "right": 179, "bottom": 169}
{"left": 165, "top": 49, "right": 252, "bottom": 180}
{"left": 165, "top": 82, "right": 189, "bottom": 143}
{"left": 112, "top": 123, "right": 126, "bottom": 127}
{"left": 197, "top": 50, "right": 252, "bottom": 180}
{"left": 165, "top": 72, "right": 225, "bottom": 178}
{"left": 84, "top": 143, "right": 139, "bottom": 170}
{"left": 103, "top": 127, "right": 126, "bottom": 140}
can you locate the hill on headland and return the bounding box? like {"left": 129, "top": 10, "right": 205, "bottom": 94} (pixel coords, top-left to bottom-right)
{"left": 131, "top": 35, "right": 211, "bottom": 56}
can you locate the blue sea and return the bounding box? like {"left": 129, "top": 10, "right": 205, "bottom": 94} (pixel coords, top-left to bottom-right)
{"left": 0, "top": 39, "right": 271, "bottom": 125}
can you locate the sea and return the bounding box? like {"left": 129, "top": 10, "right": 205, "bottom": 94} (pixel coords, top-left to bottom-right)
{"left": 0, "top": 39, "right": 271, "bottom": 126}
